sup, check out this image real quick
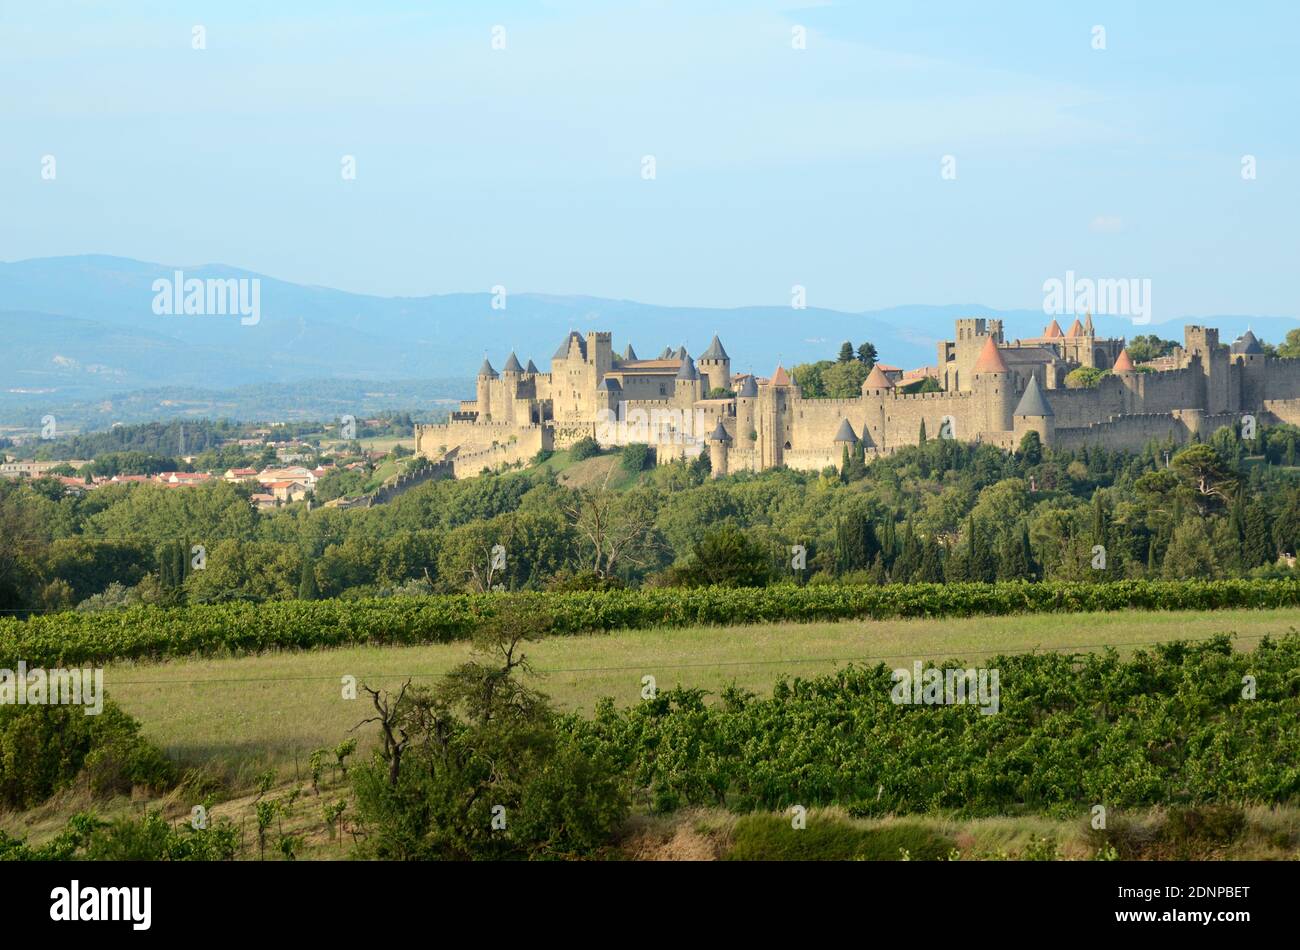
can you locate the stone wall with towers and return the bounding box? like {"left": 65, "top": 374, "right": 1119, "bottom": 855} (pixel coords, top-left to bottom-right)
{"left": 415, "top": 318, "right": 1300, "bottom": 478}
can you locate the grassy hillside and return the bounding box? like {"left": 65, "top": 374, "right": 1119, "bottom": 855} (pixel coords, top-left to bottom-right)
{"left": 100, "top": 606, "right": 1295, "bottom": 781}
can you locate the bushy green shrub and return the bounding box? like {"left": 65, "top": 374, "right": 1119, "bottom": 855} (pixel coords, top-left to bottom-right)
{"left": 0, "top": 701, "right": 175, "bottom": 809}
{"left": 569, "top": 437, "right": 601, "bottom": 461}
{"left": 621, "top": 443, "right": 652, "bottom": 473}
{"left": 351, "top": 602, "right": 628, "bottom": 859}
{"left": 0, "top": 811, "right": 237, "bottom": 861}
{"left": 667, "top": 526, "right": 773, "bottom": 588}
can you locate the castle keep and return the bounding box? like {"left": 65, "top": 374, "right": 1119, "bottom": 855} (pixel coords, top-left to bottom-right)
{"left": 414, "top": 320, "right": 1300, "bottom": 478}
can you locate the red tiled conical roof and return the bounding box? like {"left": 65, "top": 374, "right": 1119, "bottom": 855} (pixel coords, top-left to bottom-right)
{"left": 1112, "top": 348, "right": 1135, "bottom": 372}
{"left": 863, "top": 365, "right": 894, "bottom": 389}
{"left": 1043, "top": 319, "right": 1064, "bottom": 339}
{"left": 973, "top": 336, "right": 1009, "bottom": 374}
{"left": 770, "top": 365, "right": 790, "bottom": 386}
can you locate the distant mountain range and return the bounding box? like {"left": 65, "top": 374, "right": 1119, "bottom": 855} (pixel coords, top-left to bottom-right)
{"left": 2, "top": 255, "right": 1295, "bottom": 430}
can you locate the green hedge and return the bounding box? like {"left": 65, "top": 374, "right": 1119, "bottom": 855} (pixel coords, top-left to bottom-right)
{"left": 4, "top": 578, "right": 1300, "bottom": 667}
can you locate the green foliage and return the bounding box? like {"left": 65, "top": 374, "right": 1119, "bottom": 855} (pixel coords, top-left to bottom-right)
{"left": 621, "top": 443, "right": 653, "bottom": 473}
{"left": 579, "top": 633, "right": 1300, "bottom": 816}
{"left": 1277, "top": 328, "right": 1300, "bottom": 359}
{"left": 0, "top": 811, "right": 238, "bottom": 861}
{"left": 0, "top": 701, "right": 175, "bottom": 809}
{"left": 569, "top": 437, "right": 601, "bottom": 461}
{"left": 351, "top": 602, "right": 628, "bottom": 859}
{"left": 821, "top": 361, "right": 869, "bottom": 397}
{"left": 298, "top": 556, "right": 320, "bottom": 600}
{"left": 1126, "top": 335, "right": 1178, "bottom": 363}
{"left": 791, "top": 361, "right": 832, "bottom": 397}
{"left": 82, "top": 452, "right": 178, "bottom": 478}
{"left": 1018, "top": 430, "right": 1042, "bottom": 464}
{"left": 1065, "top": 366, "right": 1108, "bottom": 388}
{"left": 9, "top": 578, "right": 1300, "bottom": 667}
{"left": 667, "top": 526, "right": 772, "bottom": 588}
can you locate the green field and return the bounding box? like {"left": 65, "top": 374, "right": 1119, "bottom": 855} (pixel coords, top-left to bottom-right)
{"left": 102, "top": 606, "right": 1299, "bottom": 781}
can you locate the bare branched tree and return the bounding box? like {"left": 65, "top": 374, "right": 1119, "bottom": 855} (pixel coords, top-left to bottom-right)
{"left": 562, "top": 477, "right": 657, "bottom": 579}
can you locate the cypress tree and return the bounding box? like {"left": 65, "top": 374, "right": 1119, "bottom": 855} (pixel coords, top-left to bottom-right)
{"left": 1091, "top": 491, "right": 1108, "bottom": 549}
{"left": 893, "top": 519, "right": 921, "bottom": 580}
{"left": 970, "top": 516, "right": 997, "bottom": 582}
{"left": 1243, "top": 501, "right": 1273, "bottom": 569}
{"left": 299, "top": 557, "right": 320, "bottom": 600}
{"left": 852, "top": 440, "right": 868, "bottom": 479}
{"left": 916, "top": 537, "right": 944, "bottom": 583}
{"left": 868, "top": 553, "right": 886, "bottom": 585}
{"left": 1229, "top": 488, "right": 1246, "bottom": 543}
{"left": 880, "top": 517, "right": 897, "bottom": 568}
{"left": 999, "top": 521, "right": 1036, "bottom": 581}
{"left": 918, "top": 419, "right": 927, "bottom": 444}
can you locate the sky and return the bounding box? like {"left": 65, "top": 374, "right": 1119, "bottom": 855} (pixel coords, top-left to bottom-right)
{"left": 3, "top": 0, "right": 1297, "bottom": 323}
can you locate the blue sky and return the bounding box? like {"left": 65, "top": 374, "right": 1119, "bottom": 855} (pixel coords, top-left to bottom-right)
{"left": 3, "top": 0, "right": 1297, "bottom": 322}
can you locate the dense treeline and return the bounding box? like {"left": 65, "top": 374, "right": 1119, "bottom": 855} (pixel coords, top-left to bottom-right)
{"left": 5, "top": 421, "right": 1300, "bottom": 612}
{"left": 5, "top": 578, "right": 1300, "bottom": 667}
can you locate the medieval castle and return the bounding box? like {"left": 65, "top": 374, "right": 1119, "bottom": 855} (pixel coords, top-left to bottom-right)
{"left": 414, "top": 316, "right": 1295, "bottom": 478}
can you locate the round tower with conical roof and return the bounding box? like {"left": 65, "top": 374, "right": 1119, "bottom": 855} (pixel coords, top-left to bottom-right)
{"left": 735, "top": 374, "right": 759, "bottom": 460}
{"left": 1109, "top": 347, "right": 1143, "bottom": 413}
{"left": 674, "top": 353, "right": 702, "bottom": 411}
{"left": 499, "top": 352, "right": 523, "bottom": 423}
{"left": 476, "top": 357, "right": 498, "bottom": 419}
{"left": 1012, "top": 374, "right": 1055, "bottom": 448}
{"left": 698, "top": 335, "right": 731, "bottom": 395}
{"left": 971, "top": 336, "right": 1015, "bottom": 438}
{"left": 706, "top": 420, "right": 731, "bottom": 478}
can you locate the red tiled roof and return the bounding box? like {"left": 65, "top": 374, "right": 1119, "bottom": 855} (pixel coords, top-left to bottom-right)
{"left": 973, "top": 336, "right": 1009, "bottom": 374}
{"left": 863, "top": 365, "right": 895, "bottom": 389}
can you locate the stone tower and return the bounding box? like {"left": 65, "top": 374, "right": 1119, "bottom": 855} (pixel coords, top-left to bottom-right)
{"left": 1184, "top": 325, "right": 1230, "bottom": 413}
{"left": 1012, "top": 373, "right": 1055, "bottom": 448}
{"left": 1110, "top": 347, "right": 1140, "bottom": 413}
{"left": 860, "top": 364, "right": 894, "bottom": 449}
{"left": 698, "top": 335, "right": 731, "bottom": 395}
{"left": 500, "top": 351, "right": 523, "bottom": 423}
{"left": 675, "top": 353, "right": 702, "bottom": 411}
{"left": 758, "top": 366, "right": 795, "bottom": 468}
{"left": 735, "top": 375, "right": 758, "bottom": 453}
{"left": 942, "top": 317, "right": 1005, "bottom": 392}
{"left": 706, "top": 420, "right": 731, "bottom": 478}
{"left": 476, "top": 357, "right": 498, "bottom": 419}
{"left": 971, "top": 336, "right": 1014, "bottom": 438}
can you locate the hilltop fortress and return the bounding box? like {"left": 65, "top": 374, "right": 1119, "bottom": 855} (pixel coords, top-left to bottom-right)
{"left": 414, "top": 317, "right": 1300, "bottom": 478}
